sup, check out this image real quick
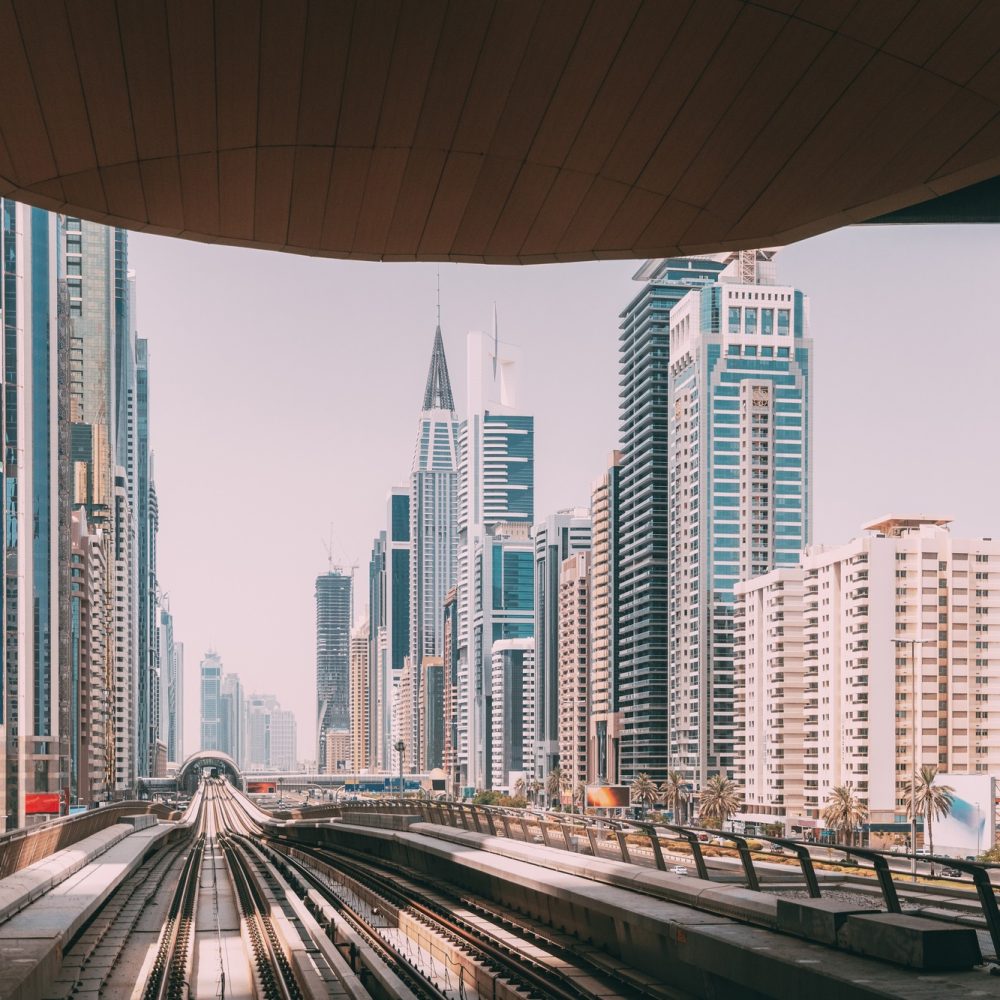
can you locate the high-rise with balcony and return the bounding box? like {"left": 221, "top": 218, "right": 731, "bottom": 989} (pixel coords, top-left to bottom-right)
{"left": 315, "top": 570, "right": 352, "bottom": 769}
{"left": 589, "top": 453, "right": 622, "bottom": 784}
{"left": 533, "top": 510, "right": 590, "bottom": 786}
{"left": 409, "top": 324, "right": 458, "bottom": 759}
{"left": 617, "top": 256, "right": 729, "bottom": 784}
{"left": 667, "top": 251, "right": 811, "bottom": 788}
{"left": 558, "top": 551, "right": 590, "bottom": 803}
{"left": 735, "top": 516, "right": 1000, "bottom": 840}
{"left": 457, "top": 325, "right": 534, "bottom": 789}
{"left": 349, "top": 619, "right": 370, "bottom": 771}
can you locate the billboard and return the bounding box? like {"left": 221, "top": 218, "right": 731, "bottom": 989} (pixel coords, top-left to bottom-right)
{"left": 586, "top": 785, "right": 630, "bottom": 809}
{"left": 26, "top": 792, "right": 62, "bottom": 815}
{"left": 933, "top": 774, "right": 995, "bottom": 858}
{"left": 246, "top": 781, "right": 277, "bottom": 794}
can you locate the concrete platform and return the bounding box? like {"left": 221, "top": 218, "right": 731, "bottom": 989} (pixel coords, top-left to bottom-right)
{"left": 0, "top": 826, "right": 137, "bottom": 925}
{"left": 275, "top": 818, "right": 1000, "bottom": 999}
{"left": 838, "top": 912, "right": 983, "bottom": 971}
{"left": 0, "top": 822, "right": 175, "bottom": 1000}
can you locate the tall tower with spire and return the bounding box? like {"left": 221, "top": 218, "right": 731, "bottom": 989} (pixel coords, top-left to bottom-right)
{"left": 406, "top": 306, "right": 459, "bottom": 770}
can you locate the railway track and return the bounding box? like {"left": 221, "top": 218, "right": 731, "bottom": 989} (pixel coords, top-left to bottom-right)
{"left": 270, "top": 835, "right": 659, "bottom": 1000}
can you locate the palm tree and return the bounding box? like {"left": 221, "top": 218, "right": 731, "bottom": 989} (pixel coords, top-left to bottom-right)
{"left": 630, "top": 773, "right": 657, "bottom": 814}
{"left": 513, "top": 776, "right": 526, "bottom": 801}
{"left": 698, "top": 775, "right": 742, "bottom": 829}
{"left": 528, "top": 778, "right": 542, "bottom": 805}
{"left": 660, "top": 770, "right": 690, "bottom": 825}
{"left": 904, "top": 765, "right": 955, "bottom": 857}
{"left": 545, "top": 767, "right": 562, "bottom": 807}
{"left": 822, "top": 785, "right": 868, "bottom": 845}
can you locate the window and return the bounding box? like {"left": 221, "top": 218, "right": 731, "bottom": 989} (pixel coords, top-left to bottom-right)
{"left": 66, "top": 257, "right": 82, "bottom": 276}
{"left": 745, "top": 307, "right": 757, "bottom": 335}
{"left": 761, "top": 309, "right": 773, "bottom": 335}
{"left": 66, "top": 233, "right": 81, "bottom": 253}
{"left": 728, "top": 306, "right": 740, "bottom": 335}
{"left": 777, "top": 309, "right": 790, "bottom": 335}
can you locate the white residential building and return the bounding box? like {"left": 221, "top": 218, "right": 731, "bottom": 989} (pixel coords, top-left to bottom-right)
{"left": 735, "top": 515, "right": 1000, "bottom": 839}
{"left": 491, "top": 638, "right": 535, "bottom": 789}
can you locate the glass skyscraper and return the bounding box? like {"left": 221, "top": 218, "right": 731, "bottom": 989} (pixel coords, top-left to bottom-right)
{"left": 667, "top": 251, "right": 811, "bottom": 786}
{"left": 617, "top": 256, "right": 728, "bottom": 784}
{"left": 408, "top": 324, "right": 458, "bottom": 769}
{"left": 457, "top": 327, "right": 535, "bottom": 789}
{"left": 315, "top": 570, "right": 352, "bottom": 768}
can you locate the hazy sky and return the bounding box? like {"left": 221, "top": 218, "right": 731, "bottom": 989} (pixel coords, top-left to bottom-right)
{"left": 130, "top": 224, "right": 1000, "bottom": 762}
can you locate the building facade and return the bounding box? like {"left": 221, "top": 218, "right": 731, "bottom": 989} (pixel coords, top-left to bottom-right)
{"left": 617, "top": 256, "right": 729, "bottom": 784}
{"left": 490, "top": 638, "right": 535, "bottom": 790}
{"left": 457, "top": 326, "right": 534, "bottom": 790}
{"left": 734, "top": 516, "right": 1000, "bottom": 839}
{"left": 667, "top": 251, "right": 811, "bottom": 787}
{"left": 408, "top": 324, "right": 458, "bottom": 770}
{"left": 420, "top": 657, "right": 445, "bottom": 770}
{"left": 349, "top": 620, "right": 370, "bottom": 771}
{"left": 533, "top": 510, "right": 590, "bottom": 786}
{"left": 315, "top": 569, "right": 352, "bottom": 769}
{"left": 589, "top": 452, "right": 622, "bottom": 784}
{"left": 558, "top": 551, "right": 590, "bottom": 804}
{"left": 199, "top": 651, "right": 223, "bottom": 751}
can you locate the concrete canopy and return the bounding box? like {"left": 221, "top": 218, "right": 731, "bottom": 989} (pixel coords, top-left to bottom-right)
{"left": 2, "top": 1, "right": 1000, "bottom": 263}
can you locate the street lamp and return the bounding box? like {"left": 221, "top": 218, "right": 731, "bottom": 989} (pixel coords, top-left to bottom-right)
{"left": 892, "top": 635, "right": 936, "bottom": 881}
{"left": 395, "top": 740, "right": 406, "bottom": 798}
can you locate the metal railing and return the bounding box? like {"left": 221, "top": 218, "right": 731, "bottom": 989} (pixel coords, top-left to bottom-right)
{"left": 325, "top": 796, "right": 1000, "bottom": 960}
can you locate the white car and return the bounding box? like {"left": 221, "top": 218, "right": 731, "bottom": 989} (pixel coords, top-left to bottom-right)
{"left": 669, "top": 865, "right": 689, "bottom": 875}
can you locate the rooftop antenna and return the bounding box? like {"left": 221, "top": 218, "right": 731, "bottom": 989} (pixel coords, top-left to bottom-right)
{"left": 436, "top": 267, "right": 441, "bottom": 328}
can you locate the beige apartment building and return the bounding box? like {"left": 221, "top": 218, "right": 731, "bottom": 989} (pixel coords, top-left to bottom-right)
{"left": 735, "top": 515, "right": 1000, "bottom": 839}
{"left": 349, "top": 620, "right": 370, "bottom": 771}
{"left": 558, "top": 552, "right": 590, "bottom": 802}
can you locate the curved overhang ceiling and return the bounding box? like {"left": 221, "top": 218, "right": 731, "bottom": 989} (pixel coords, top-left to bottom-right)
{"left": 2, "top": 0, "right": 1000, "bottom": 263}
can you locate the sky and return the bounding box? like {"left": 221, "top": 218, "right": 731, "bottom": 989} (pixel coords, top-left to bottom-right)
{"left": 129, "top": 224, "right": 1000, "bottom": 763}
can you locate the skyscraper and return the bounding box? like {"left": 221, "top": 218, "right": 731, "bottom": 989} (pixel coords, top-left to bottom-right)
{"left": 135, "top": 337, "right": 160, "bottom": 778}
{"left": 383, "top": 489, "right": 410, "bottom": 770}
{"left": 408, "top": 323, "right": 458, "bottom": 770}
{"left": 0, "top": 204, "right": 74, "bottom": 829}
{"left": 62, "top": 216, "right": 138, "bottom": 798}
{"left": 490, "top": 638, "right": 534, "bottom": 790}
{"left": 220, "top": 672, "right": 245, "bottom": 768}
{"left": 667, "top": 250, "right": 811, "bottom": 785}
{"left": 533, "top": 509, "right": 590, "bottom": 786}
{"left": 617, "top": 255, "right": 729, "bottom": 784}
{"left": 200, "top": 650, "right": 223, "bottom": 751}
{"left": 457, "top": 325, "right": 535, "bottom": 790}
{"left": 367, "top": 532, "right": 386, "bottom": 768}
{"left": 589, "top": 452, "right": 622, "bottom": 784}
{"left": 246, "top": 694, "right": 297, "bottom": 772}
{"left": 160, "top": 606, "right": 183, "bottom": 765}
{"left": 315, "top": 570, "right": 352, "bottom": 769}
{"left": 557, "top": 551, "right": 590, "bottom": 804}
{"left": 349, "top": 620, "right": 370, "bottom": 771}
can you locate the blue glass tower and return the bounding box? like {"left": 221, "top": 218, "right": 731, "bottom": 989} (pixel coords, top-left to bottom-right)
{"left": 617, "top": 256, "right": 729, "bottom": 784}
{"left": 666, "top": 251, "right": 811, "bottom": 786}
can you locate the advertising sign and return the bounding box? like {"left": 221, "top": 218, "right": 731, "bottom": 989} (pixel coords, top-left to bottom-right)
{"left": 933, "top": 774, "right": 996, "bottom": 858}
{"left": 246, "top": 781, "right": 277, "bottom": 794}
{"left": 26, "top": 792, "right": 62, "bottom": 815}
{"left": 586, "top": 785, "right": 630, "bottom": 809}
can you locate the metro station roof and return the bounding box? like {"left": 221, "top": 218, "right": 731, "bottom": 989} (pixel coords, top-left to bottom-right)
{"left": 2, "top": 1, "right": 1000, "bottom": 263}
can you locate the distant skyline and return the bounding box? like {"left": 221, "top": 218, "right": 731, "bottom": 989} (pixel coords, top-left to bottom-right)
{"left": 130, "top": 224, "right": 1000, "bottom": 761}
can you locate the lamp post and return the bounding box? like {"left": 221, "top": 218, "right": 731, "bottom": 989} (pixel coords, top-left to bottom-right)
{"left": 395, "top": 740, "right": 406, "bottom": 798}
{"left": 892, "top": 635, "right": 935, "bottom": 881}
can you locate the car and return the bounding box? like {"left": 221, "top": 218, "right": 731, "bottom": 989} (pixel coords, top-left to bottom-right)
{"left": 890, "top": 845, "right": 904, "bottom": 854}
{"left": 915, "top": 848, "right": 930, "bottom": 857}
{"left": 669, "top": 865, "right": 689, "bottom": 875}
{"left": 941, "top": 867, "right": 962, "bottom": 877}
{"left": 769, "top": 846, "right": 788, "bottom": 855}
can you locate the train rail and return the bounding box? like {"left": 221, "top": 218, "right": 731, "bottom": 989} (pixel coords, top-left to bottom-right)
{"left": 141, "top": 834, "right": 205, "bottom": 999}
{"left": 273, "top": 837, "right": 657, "bottom": 1000}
